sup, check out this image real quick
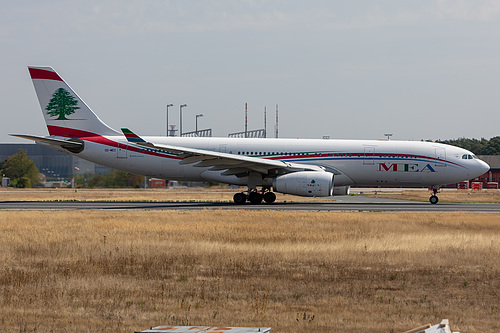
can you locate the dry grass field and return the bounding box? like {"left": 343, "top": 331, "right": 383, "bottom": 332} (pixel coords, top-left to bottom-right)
{"left": 1, "top": 187, "right": 499, "bottom": 203}
{"left": 0, "top": 187, "right": 330, "bottom": 203}
{"left": 0, "top": 210, "right": 499, "bottom": 332}
{"left": 368, "top": 189, "right": 500, "bottom": 203}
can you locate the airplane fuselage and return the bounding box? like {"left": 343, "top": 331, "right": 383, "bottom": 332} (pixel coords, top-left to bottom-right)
{"left": 72, "top": 135, "right": 486, "bottom": 188}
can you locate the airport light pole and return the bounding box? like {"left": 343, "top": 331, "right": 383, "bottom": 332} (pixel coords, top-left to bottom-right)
{"left": 180, "top": 104, "right": 187, "bottom": 136}
{"left": 195, "top": 113, "right": 203, "bottom": 135}
{"left": 166, "top": 103, "right": 173, "bottom": 136}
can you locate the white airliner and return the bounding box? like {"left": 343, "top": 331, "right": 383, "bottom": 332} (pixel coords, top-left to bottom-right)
{"left": 12, "top": 66, "right": 490, "bottom": 204}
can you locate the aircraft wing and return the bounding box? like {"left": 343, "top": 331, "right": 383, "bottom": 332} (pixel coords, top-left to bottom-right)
{"left": 121, "top": 128, "right": 324, "bottom": 176}
{"left": 10, "top": 134, "right": 83, "bottom": 151}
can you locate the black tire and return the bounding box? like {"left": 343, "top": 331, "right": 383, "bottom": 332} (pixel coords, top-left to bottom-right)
{"left": 263, "top": 191, "right": 276, "bottom": 203}
{"left": 248, "top": 192, "right": 263, "bottom": 204}
{"left": 429, "top": 195, "right": 439, "bottom": 204}
{"left": 233, "top": 192, "right": 247, "bottom": 205}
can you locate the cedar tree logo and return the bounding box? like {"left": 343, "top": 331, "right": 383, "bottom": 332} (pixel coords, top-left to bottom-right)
{"left": 45, "top": 88, "right": 80, "bottom": 120}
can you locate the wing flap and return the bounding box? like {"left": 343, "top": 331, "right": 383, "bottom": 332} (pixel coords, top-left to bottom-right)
{"left": 194, "top": 158, "right": 246, "bottom": 168}
{"left": 180, "top": 155, "right": 213, "bottom": 165}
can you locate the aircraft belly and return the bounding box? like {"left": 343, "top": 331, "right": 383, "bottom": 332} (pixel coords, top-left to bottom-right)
{"left": 419, "top": 169, "right": 461, "bottom": 186}
{"left": 392, "top": 173, "right": 423, "bottom": 184}
{"left": 200, "top": 170, "right": 247, "bottom": 185}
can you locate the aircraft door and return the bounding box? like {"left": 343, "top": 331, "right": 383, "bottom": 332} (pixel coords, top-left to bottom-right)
{"left": 117, "top": 143, "right": 128, "bottom": 159}
{"left": 435, "top": 148, "right": 446, "bottom": 167}
{"left": 363, "top": 147, "right": 375, "bottom": 165}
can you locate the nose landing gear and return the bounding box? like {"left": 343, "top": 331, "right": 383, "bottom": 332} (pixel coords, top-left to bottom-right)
{"left": 429, "top": 186, "right": 440, "bottom": 204}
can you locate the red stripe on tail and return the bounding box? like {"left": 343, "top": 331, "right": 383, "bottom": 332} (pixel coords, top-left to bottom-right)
{"left": 123, "top": 133, "right": 141, "bottom": 139}
{"left": 29, "top": 68, "right": 63, "bottom": 81}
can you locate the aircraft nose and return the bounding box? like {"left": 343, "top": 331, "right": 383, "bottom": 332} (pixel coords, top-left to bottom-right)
{"left": 477, "top": 159, "right": 490, "bottom": 175}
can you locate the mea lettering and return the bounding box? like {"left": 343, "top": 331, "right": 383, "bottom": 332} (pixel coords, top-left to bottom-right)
{"left": 378, "top": 163, "right": 435, "bottom": 173}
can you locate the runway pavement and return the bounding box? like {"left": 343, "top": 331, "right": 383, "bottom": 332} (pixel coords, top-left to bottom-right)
{"left": 1, "top": 195, "right": 499, "bottom": 212}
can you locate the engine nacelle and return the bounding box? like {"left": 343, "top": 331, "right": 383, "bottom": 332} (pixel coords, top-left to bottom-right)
{"left": 62, "top": 138, "right": 85, "bottom": 154}
{"left": 333, "top": 185, "right": 350, "bottom": 196}
{"left": 273, "top": 171, "right": 334, "bottom": 197}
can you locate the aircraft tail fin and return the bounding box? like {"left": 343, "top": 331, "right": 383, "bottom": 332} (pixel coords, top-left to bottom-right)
{"left": 28, "top": 66, "right": 119, "bottom": 137}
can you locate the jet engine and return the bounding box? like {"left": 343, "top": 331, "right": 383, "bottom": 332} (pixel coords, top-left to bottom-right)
{"left": 333, "top": 185, "right": 350, "bottom": 196}
{"left": 273, "top": 171, "right": 334, "bottom": 197}
{"left": 62, "top": 138, "right": 85, "bottom": 153}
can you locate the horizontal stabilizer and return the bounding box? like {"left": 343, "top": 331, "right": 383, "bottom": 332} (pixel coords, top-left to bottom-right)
{"left": 10, "top": 134, "right": 83, "bottom": 152}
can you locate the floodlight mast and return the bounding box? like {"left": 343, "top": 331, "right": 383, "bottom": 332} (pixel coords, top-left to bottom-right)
{"left": 179, "top": 104, "right": 187, "bottom": 136}
{"left": 195, "top": 113, "right": 203, "bottom": 135}
{"left": 166, "top": 103, "right": 173, "bottom": 136}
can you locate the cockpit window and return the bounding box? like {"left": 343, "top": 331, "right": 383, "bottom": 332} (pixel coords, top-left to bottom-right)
{"left": 472, "top": 154, "right": 478, "bottom": 159}
{"left": 462, "top": 154, "right": 475, "bottom": 160}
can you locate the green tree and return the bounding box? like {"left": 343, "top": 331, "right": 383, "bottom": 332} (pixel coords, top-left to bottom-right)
{"left": 437, "top": 137, "right": 500, "bottom": 155}
{"left": 12, "top": 177, "right": 31, "bottom": 188}
{"left": 129, "top": 173, "right": 144, "bottom": 188}
{"left": 1, "top": 149, "right": 39, "bottom": 187}
{"left": 484, "top": 136, "right": 500, "bottom": 155}
{"left": 104, "top": 170, "right": 130, "bottom": 188}
{"left": 73, "top": 170, "right": 143, "bottom": 188}
{"left": 88, "top": 174, "right": 105, "bottom": 188}
{"left": 74, "top": 174, "right": 86, "bottom": 188}
{"left": 45, "top": 88, "right": 80, "bottom": 120}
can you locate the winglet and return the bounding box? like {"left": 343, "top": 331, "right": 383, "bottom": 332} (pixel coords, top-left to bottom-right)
{"left": 121, "top": 128, "right": 146, "bottom": 143}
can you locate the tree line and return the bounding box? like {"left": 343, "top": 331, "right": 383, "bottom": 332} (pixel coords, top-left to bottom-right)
{"left": 0, "top": 149, "right": 143, "bottom": 188}
{"left": 0, "top": 149, "right": 39, "bottom": 187}
{"left": 74, "top": 171, "right": 144, "bottom": 188}
{"left": 436, "top": 136, "right": 500, "bottom": 155}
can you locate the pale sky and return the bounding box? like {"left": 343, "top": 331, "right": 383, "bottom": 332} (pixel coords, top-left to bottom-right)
{"left": 1, "top": 0, "right": 500, "bottom": 142}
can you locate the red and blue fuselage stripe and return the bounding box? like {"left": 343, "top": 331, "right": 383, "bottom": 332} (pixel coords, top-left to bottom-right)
{"left": 46, "top": 125, "right": 465, "bottom": 168}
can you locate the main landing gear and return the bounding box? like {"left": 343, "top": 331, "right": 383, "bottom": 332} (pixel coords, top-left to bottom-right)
{"left": 429, "top": 186, "right": 440, "bottom": 204}
{"left": 233, "top": 192, "right": 247, "bottom": 205}
{"left": 233, "top": 188, "right": 277, "bottom": 205}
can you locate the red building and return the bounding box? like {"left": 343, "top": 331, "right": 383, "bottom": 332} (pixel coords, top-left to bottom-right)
{"left": 474, "top": 155, "right": 500, "bottom": 187}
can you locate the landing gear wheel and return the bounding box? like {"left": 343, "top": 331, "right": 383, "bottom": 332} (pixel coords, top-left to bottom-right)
{"left": 429, "top": 195, "right": 439, "bottom": 204}
{"left": 233, "top": 192, "right": 247, "bottom": 205}
{"left": 263, "top": 191, "right": 276, "bottom": 204}
{"left": 429, "top": 186, "right": 440, "bottom": 204}
{"left": 248, "top": 191, "right": 263, "bottom": 204}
